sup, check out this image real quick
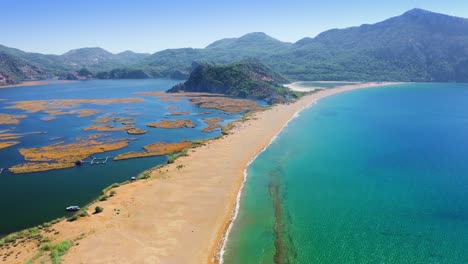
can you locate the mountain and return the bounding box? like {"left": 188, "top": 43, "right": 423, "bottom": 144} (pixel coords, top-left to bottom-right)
{"left": 0, "top": 44, "right": 68, "bottom": 76}
{"left": 61, "top": 47, "right": 150, "bottom": 71}
{"left": 139, "top": 32, "right": 293, "bottom": 79}
{"left": 142, "top": 9, "right": 468, "bottom": 82}
{"left": 168, "top": 61, "right": 296, "bottom": 104}
{"left": 0, "top": 45, "right": 151, "bottom": 84}
{"left": 116, "top": 50, "right": 150, "bottom": 64}
{"left": 205, "top": 32, "right": 292, "bottom": 56}
{"left": 61, "top": 47, "right": 116, "bottom": 69}
{"left": 271, "top": 8, "right": 468, "bottom": 81}
{"left": 140, "top": 48, "right": 204, "bottom": 78}
{"left": 2, "top": 8, "right": 468, "bottom": 84}
{"left": 0, "top": 52, "right": 46, "bottom": 85}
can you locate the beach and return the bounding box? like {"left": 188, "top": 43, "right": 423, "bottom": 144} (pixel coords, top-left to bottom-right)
{"left": 284, "top": 81, "right": 359, "bottom": 92}
{"left": 284, "top": 82, "right": 321, "bottom": 92}
{"left": 0, "top": 80, "right": 76, "bottom": 89}
{"left": 1, "top": 82, "right": 399, "bottom": 264}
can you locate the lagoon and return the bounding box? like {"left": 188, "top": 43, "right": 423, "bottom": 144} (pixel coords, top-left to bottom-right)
{"left": 0, "top": 79, "right": 243, "bottom": 236}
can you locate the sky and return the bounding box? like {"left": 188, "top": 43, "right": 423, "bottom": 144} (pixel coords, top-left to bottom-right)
{"left": 2, "top": 0, "right": 468, "bottom": 55}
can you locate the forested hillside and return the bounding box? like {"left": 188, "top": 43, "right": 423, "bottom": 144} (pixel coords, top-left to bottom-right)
{"left": 2, "top": 9, "right": 468, "bottom": 84}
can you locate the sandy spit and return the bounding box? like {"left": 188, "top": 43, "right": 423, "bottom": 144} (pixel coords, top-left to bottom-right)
{"left": 0, "top": 80, "right": 76, "bottom": 89}
{"left": 3, "top": 82, "right": 402, "bottom": 264}
{"left": 285, "top": 81, "right": 361, "bottom": 92}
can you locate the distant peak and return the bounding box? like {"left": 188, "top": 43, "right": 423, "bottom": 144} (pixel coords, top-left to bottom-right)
{"left": 72, "top": 47, "right": 106, "bottom": 51}
{"left": 402, "top": 8, "right": 439, "bottom": 17}
{"left": 118, "top": 50, "right": 135, "bottom": 55}
{"left": 399, "top": 8, "right": 467, "bottom": 22}
{"left": 243, "top": 32, "right": 268, "bottom": 36}
{"left": 205, "top": 32, "right": 290, "bottom": 49}
{"left": 295, "top": 37, "right": 314, "bottom": 46}
{"left": 405, "top": 8, "right": 428, "bottom": 14}
{"left": 238, "top": 32, "right": 288, "bottom": 43}
{"left": 63, "top": 47, "right": 112, "bottom": 56}
{"left": 240, "top": 32, "right": 271, "bottom": 39}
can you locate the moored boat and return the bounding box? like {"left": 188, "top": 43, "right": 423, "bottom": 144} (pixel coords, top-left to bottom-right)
{"left": 66, "top": 205, "right": 80, "bottom": 211}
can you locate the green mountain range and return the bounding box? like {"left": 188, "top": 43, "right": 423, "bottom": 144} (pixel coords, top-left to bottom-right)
{"left": 1, "top": 8, "right": 468, "bottom": 85}
{"left": 271, "top": 8, "right": 468, "bottom": 81}
{"left": 0, "top": 45, "right": 150, "bottom": 84}
{"left": 0, "top": 52, "right": 46, "bottom": 85}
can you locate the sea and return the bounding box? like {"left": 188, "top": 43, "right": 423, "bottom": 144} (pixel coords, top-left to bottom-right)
{"left": 223, "top": 83, "right": 468, "bottom": 264}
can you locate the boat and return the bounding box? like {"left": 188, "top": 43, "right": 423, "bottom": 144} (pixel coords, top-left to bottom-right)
{"left": 131, "top": 176, "right": 137, "bottom": 181}
{"left": 66, "top": 206, "right": 80, "bottom": 211}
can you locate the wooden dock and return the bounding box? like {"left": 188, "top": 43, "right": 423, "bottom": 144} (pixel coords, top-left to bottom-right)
{"left": 90, "top": 156, "right": 110, "bottom": 165}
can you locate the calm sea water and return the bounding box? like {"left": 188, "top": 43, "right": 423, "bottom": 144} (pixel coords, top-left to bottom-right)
{"left": 0, "top": 79, "right": 244, "bottom": 236}
{"left": 224, "top": 83, "right": 468, "bottom": 264}
{"left": 293, "top": 81, "right": 358, "bottom": 89}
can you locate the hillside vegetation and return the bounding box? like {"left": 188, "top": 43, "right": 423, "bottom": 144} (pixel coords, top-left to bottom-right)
{"left": 145, "top": 9, "right": 468, "bottom": 82}
{"left": 0, "top": 52, "right": 46, "bottom": 85}
{"left": 1, "top": 9, "right": 468, "bottom": 84}
{"left": 168, "top": 61, "right": 299, "bottom": 104}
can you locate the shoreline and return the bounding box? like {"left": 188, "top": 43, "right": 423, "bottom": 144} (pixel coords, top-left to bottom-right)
{"left": 215, "top": 98, "right": 318, "bottom": 263}
{"left": 0, "top": 80, "right": 77, "bottom": 89}
{"left": 213, "top": 82, "right": 402, "bottom": 263}
{"left": 0, "top": 82, "right": 402, "bottom": 264}
{"left": 285, "top": 81, "right": 360, "bottom": 92}
{"left": 284, "top": 81, "right": 321, "bottom": 92}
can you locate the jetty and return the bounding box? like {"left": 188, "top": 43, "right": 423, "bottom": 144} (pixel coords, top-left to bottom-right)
{"left": 75, "top": 156, "right": 111, "bottom": 166}
{"left": 90, "top": 156, "right": 110, "bottom": 165}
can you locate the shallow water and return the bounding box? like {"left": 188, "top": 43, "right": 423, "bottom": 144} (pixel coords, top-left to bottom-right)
{"left": 293, "top": 81, "right": 358, "bottom": 89}
{"left": 224, "top": 83, "right": 468, "bottom": 263}
{"left": 0, "top": 79, "right": 244, "bottom": 236}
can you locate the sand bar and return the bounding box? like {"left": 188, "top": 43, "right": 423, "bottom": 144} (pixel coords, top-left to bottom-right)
{"left": 9, "top": 136, "right": 129, "bottom": 174}
{"left": 147, "top": 119, "right": 195, "bottom": 129}
{"left": 0, "top": 82, "right": 401, "bottom": 264}
{"left": 285, "top": 81, "right": 360, "bottom": 92}
{"left": 138, "top": 91, "right": 261, "bottom": 113}
{"left": 202, "top": 117, "right": 224, "bottom": 132}
{"left": 0, "top": 80, "right": 77, "bottom": 89}
{"left": 0, "top": 113, "right": 27, "bottom": 125}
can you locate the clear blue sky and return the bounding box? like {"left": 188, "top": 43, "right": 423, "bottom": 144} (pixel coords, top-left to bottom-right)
{"left": 3, "top": 0, "right": 468, "bottom": 55}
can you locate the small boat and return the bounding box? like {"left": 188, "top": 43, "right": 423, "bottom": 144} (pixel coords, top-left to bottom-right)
{"left": 131, "top": 176, "right": 137, "bottom": 181}
{"left": 66, "top": 206, "right": 80, "bottom": 211}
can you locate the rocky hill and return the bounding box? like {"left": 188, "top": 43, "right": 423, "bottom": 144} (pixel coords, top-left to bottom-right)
{"left": 167, "top": 61, "right": 297, "bottom": 104}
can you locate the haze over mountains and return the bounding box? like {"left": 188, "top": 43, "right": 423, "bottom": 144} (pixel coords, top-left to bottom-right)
{"left": 1, "top": 8, "right": 468, "bottom": 85}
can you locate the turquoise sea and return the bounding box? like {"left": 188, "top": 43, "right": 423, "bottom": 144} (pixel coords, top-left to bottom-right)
{"left": 0, "top": 79, "right": 246, "bottom": 236}
{"left": 224, "top": 83, "right": 468, "bottom": 263}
